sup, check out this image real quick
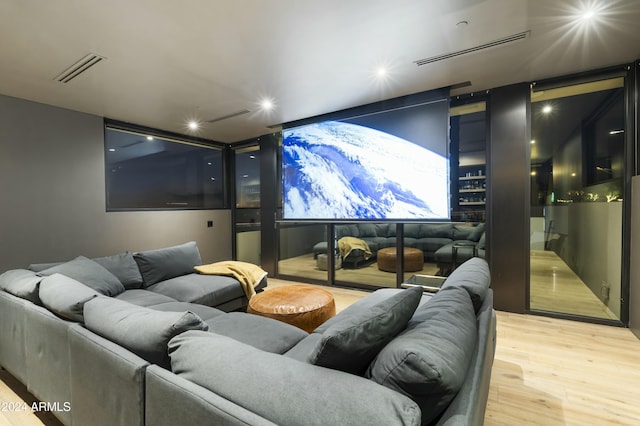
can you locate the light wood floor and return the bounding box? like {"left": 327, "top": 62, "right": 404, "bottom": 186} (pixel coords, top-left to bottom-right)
{"left": 2, "top": 279, "right": 639, "bottom": 425}
{"left": 530, "top": 250, "right": 617, "bottom": 320}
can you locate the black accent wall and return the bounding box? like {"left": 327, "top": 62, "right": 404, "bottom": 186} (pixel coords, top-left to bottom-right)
{"left": 486, "top": 83, "right": 531, "bottom": 313}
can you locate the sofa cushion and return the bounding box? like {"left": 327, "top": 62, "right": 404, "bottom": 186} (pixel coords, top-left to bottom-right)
{"left": 206, "top": 312, "right": 308, "bottom": 354}
{"left": 441, "top": 257, "right": 490, "bottom": 312}
{"left": 366, "top": 286, "right": 477, "bottom": 425}
{"left": 115, "top": 289, "right": 178, "bottom": 307}
{"left": 478, "top": 232, "right": 486, "bottom": 249}
{"left": 357, "top": 223, "right": 377, "bottom": 238}
{"left": 84, "top": 296, "right": 208, "bottom": 368}
{"left": 286, "top": 286, "right": 422, "bottom": 375}
{"left": 335, "top": 224, "right": 359, "bottom": 239}
{"left": 403, "top": 223, "right": 422, "bottom": 238}
{"left": 93, "top": 252, "right": 144, "bottom": 289}
{"left": 39, "top": 274, "right": 100, "bottom": 322}
{"left": 421, "top": 223, "right": 453, "bottom": 238}
{"left": 39, "top": 256, "right": 125, "bottom": 297}
{"left": 452, "top": 225, "right": 474, "bottom": 240}
{"left": 146, "top": 273, "right": 244, "bottom": 307}
{"left": 134, "top": 241, "right": 202, "bottom": 287}
{"left": 150, "top": 301, "right": 225, "bottom": 322}
{"left": 0, "top": 269, "right": 43, "bottom": 304}
{"left": 169, "top": 331, "right": 421, "bottom": 426}
{"left": 468, "top": 222, "right": 486, "bottom": 242}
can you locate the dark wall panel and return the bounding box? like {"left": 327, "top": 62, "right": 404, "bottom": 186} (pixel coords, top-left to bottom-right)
{"left": 487, "top": 83, "right": 530, "bottom": 313}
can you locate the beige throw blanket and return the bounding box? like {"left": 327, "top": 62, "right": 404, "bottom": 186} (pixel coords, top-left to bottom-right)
{"left": 194, "top": 261, "right": 267, "bottom": 299}
{"left": 338, "top": 237, "right": 372, "bottom": 261}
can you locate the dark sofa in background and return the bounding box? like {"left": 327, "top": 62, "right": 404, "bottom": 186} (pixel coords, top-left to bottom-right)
{"left": 313, "top": 222, "right": 486, "bottom": 273}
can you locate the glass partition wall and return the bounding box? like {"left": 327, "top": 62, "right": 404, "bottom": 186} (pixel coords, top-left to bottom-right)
{"left": 529, "top": 76, "right": 624, "bottom": 320}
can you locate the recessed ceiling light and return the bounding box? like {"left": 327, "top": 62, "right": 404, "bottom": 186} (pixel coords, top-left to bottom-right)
{"left": 542, "top": 105, "right": 552, "bottom": 114}
{"left": 582, "top": 9, "right": 596, "bottom": 20}
{"left": 260, "top": 99, "right": 274, "bottom": 111}
{"left": 376, "top": 66, "right": 388, "bottom": 78}
{"left": 188, "top": 120, "right": 199, "bottom": 131}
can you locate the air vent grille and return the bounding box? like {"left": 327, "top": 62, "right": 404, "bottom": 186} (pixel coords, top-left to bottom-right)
{"left": 206, "top": 109, "right": 251, "bottom": 123}
{"left": 414, "top": 31, "right": 530, "bottom": 66}
{"left": 54, "top": 53, "right": 106, "bottom": 83}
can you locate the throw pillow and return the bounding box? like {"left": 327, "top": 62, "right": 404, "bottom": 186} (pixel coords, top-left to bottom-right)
{"left": 39, "top": 273, "right": 100, "bottom": 322}
{"left": 93, "top": 251, "right": 144, "bottom": 289}
{"left": 0, "top": 269, "right": 43, "bottom": 304}
{"left": 300, "top": 286, "right": 422, "bottom": 375}
{"left": 366, "top": 286, "right": 477, "bottom": 424}
{"left": 133, "top": 241, "right": 202, "bottom": 287}
{"left": 440, "top": 257, "right": 490, "bottom": 312}
{"left": 84, "top": 296, "right": 208, "bottom": 368}
{"left": 39, "top": 256, "right": 125, "bottom": 297}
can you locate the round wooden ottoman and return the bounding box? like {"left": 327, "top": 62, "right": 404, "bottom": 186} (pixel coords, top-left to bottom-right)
{"left": 247, "top": 285, "right": 336, "bottom": 333}
{"left": 377, "top": 247, "right": 424, "bottom": 272}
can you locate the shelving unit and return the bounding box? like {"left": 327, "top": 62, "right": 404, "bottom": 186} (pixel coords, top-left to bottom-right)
{"left": 454, "top": 165, "right": 486, "bottom": 222}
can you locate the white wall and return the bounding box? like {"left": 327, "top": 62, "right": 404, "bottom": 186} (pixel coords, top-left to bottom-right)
{"left": 0, "top": 94, "right": 232, "bottom": 271}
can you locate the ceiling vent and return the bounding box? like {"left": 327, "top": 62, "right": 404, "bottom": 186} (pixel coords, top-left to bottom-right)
{"left": 54, "top": 53, "right": 106, "bottom": 83}
{"left": 206, "top": 109, "right": 251, "bottom": 123}
{"left": 414, "top": 31, "right": 530, "bottom": 66}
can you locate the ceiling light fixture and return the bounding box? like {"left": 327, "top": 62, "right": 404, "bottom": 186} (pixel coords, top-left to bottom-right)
{"left": 146, "top": 136, "right": 154, "bottom": 141}
{"left": 531, "top": 140, "right": 536, "bottom": 144}
{"left": 188, "top": 120, "right": 199, "bottom": 131}
{"left": 542, "top": 105, "right": 552, "bottom": 114}
{"left": 609, "top": 129, "right": 624, "bottom": 135}
{"left": 260, "top": 99, "right": 274, "bottom": 111}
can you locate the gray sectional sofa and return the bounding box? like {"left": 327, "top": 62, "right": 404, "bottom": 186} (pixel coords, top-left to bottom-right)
{"left": 313, "top": 222, "right": 486, "bottom": 272}
{"left": 0, "top": 240, "right": 495, "bottom": 426}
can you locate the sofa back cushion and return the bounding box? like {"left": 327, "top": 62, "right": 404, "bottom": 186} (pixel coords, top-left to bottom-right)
{"left": 169, "top": 331, "right": 421, "bottom": 426}
{"left": 335, "top": 224, "right": 359, "bottom": 239}
{"left": 440, "top": 257, "right": 490, "bottom": 312}
{"left": 39, "top": 256, "right": 125, "bottom": 297}
{"left": 133, "top": 241, "right": 202, "bottom": 287}
{"left": 366, "top": 286, "right": 477, "bottom": 425}
{"left": 421, "top": 223, "right": 453, "bottom": 238}
{"left": 93, "top": 252, "right": 144, "bottom": 289}
{"left": 39, "top": 274, "right": 100, "bottom": 322}
{"left": 84, "top": 296, "right": 208, "bottom": 368}
{"left": 285, "top": 286, "right": 422, "bottom": 375}
{"left": 0, "top": 269, "right": 43, "bottom": 304}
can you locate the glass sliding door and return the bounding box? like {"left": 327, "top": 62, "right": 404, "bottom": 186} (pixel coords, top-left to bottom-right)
{"left": 234, "top": 145, "right": 261, "bottom": 264}
{"left": 529, "top": 77, "right": 624, "bottom": 320}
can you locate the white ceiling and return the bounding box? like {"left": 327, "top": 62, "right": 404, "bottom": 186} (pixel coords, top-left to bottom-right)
{"left": 1, "top": 0, "right": 639, "bottom": 143}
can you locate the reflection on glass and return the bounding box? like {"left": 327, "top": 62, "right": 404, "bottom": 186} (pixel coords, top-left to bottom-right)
{"left": 235, "top": 146, "right": 261, "bottom": 208}
{"left": 277, "top": 223, "right": 328, "bottom": 282}
{"left": 450, "top": 102, "right": 486, "bottom": 223}
{"left": 333, "top": 223, "right": 397, "bottom": 288}
{"left": 105, "top": 126, "right": 224, "bottom": 210}
{"left": 530, "top": 77, "right": 623, "bottom": 320}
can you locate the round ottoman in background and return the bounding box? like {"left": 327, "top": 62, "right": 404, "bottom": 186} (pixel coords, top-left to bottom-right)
{"left": 247, "top": 285, "right": 336, "bottom": 333}
{"left": 377, "top": 247, "right": 424, "bottom": 273}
